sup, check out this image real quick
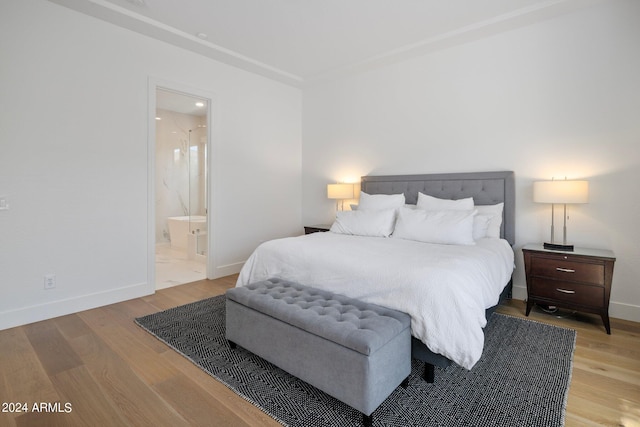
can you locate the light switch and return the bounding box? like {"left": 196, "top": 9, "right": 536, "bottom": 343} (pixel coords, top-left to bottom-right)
{"left": 0, "top": 197, "right": 7, "bottom": 211}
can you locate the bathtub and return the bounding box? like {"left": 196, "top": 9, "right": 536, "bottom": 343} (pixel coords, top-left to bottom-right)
{"left": 168, "top": 215, "right": 207, "bottom": 250}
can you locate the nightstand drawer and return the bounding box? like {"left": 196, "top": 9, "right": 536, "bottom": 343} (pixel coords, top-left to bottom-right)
{"left": 530, "top": 278, "right": 604, "bottom": 307}
{"left": 530, "top": 257, "right": 605, "bottom": 285}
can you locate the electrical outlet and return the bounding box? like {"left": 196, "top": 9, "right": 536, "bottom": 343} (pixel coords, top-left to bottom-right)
{"left": 44, "top": 274, "right": 56, "bottom": 290}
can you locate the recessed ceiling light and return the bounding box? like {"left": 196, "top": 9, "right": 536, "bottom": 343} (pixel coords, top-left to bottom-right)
{"left": 196, "top": 32, "right": 208, "bottom": 40}
{"left": 195, "top": 102, "right": 205, "bottom": 107}
{"left": 155, "top": 117, "right": 162, "bottom": 120}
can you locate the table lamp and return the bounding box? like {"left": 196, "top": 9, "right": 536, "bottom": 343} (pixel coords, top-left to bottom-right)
{"left": 327, "top": 183, "right": 354, "bottom": 211}
{"left": 533, "top": 179, "right": 589, "bottom": 251}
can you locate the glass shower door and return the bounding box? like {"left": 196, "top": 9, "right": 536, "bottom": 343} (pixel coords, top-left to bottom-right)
{"left": 188, "top": 123, "right": 207, "bottom": 257}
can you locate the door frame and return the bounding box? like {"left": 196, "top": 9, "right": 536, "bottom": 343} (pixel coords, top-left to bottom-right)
{"left": 147, "top": 77, "right": 218, "bottom": 289}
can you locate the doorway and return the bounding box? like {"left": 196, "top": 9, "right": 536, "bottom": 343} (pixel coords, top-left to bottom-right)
{"left": 153, "top": 87, "right": 210, "bottom": 289}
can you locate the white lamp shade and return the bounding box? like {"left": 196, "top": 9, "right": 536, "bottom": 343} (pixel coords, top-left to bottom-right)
{"left": 327, "top": 183, "right": 354, "bottom": 199}
{"left": 533, "top": 180, "right": 589, "bottom": 204}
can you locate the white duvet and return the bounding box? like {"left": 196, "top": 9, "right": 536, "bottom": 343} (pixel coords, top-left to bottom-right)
{"left": 236, "top": 232, "right": 514, "bottom": 369}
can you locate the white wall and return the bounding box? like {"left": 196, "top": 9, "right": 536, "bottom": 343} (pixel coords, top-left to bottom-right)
{"left": 302, "top": 1, "right": 640, "bottom": 321}
{"left": 0, "top": 0, "right": 302, "bottom": 330}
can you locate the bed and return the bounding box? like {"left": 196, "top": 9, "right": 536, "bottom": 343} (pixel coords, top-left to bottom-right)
{"left": 236, "top": 171, "right": 515, "bottom": 376}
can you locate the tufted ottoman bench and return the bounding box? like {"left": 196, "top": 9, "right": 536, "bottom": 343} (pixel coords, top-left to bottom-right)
{"left": 225, "top": 278, "right": 411, "bottom": 426}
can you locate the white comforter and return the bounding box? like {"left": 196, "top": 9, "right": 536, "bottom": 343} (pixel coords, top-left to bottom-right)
{"left": 236, "top": 232, "right": 514, "bottom": 369}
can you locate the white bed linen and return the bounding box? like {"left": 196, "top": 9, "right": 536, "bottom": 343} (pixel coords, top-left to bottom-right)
{"left": 236, "top": 232, "right": 514, "bottom": 369}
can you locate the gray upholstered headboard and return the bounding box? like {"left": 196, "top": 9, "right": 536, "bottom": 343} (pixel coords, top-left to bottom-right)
{"left": 361, "top": 171, "right": 515, "bottom": 246}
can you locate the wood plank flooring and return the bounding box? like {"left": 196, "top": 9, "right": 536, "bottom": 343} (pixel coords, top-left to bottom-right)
{"left": 1, "top": 275, "right": 638, "bottom": 426}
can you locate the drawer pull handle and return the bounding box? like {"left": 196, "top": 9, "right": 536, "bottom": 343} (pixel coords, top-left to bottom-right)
{"left": 556, "top": 268, "right": 575, "bottom": 273}
{"left": 556, "top": 288, "right": 576, "bottom": 294}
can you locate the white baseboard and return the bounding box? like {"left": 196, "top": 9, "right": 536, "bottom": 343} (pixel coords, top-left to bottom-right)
{"left": 1, "top": 260, "right": 245, "bottom": 331}
{"left": 511, "top": 284, "right": 528, "bottom": 301}
{"left": 510, "top": 284, "right": 640, "bottom": 323}
{"left": 0, "top": 282, "right": 153, "bottom": 331}
{"left": 210, "top": 261, "right": 244, "bottom": 279}
{"left": 609, "top": 301, "right": 640, "bottom": 323}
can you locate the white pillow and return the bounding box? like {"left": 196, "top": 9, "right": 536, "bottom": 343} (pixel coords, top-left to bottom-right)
{"left": 330, "top": 209, "right": 396, "bottom": 237}
{"left": 392, "top": 207, "right": 476, "bottom": 245}
{"left": 358, "top": 192, "right": 405, "bottom": 211}
{"left": 416, "top": 193, "right": 474, "bottom": 211}
{"left": 473, "top": 214, "right": 493, "bottom": 241}
{"left": 474, "top": 203, "right": 504, "bottom": 239}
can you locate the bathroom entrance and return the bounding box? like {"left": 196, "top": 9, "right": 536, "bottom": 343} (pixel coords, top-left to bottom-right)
{"left": 154, "top": 87, "right": 209, "bottom": 289}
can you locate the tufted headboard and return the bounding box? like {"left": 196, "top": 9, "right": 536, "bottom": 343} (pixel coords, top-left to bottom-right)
{"left": 361, "top": 171, "right": 515, "bottom": 246}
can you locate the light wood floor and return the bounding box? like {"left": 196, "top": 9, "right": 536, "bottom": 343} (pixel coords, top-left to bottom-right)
{"left": 1, "top": 275, "right": 638, "bottom": 427}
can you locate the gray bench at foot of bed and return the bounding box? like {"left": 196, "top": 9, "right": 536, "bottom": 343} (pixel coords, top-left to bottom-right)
{"left": 225, "top": 278, "right": 411, "bottom": 427}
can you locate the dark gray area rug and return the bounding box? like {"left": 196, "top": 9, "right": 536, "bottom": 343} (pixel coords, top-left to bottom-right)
{"left": 136, "top": 295, "right": 576, "bottom": 427}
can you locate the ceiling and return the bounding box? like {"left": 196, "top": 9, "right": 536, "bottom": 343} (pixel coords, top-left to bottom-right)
{"left": 49, "top": 0, "right": 595, "bottom": 86}
{"left": 156, "top": 89, "right": 207, "bottom": 116}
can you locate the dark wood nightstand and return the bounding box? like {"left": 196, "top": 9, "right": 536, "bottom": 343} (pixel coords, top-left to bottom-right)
{"left": 304, "top": 224, "right": 331, "bottom": 235}
{"left": 522, "top": 243, "right": 616, "bottom": 334}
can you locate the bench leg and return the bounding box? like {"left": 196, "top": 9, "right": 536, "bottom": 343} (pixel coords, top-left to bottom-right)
{"left": 423, "top": 363, "right": 435, "bottom": 383}
{"left": 363, "top": 413, "right": 372, "bottom": 427}
{"left": 228, "top": 340, "right": 237, "bottom": 349}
